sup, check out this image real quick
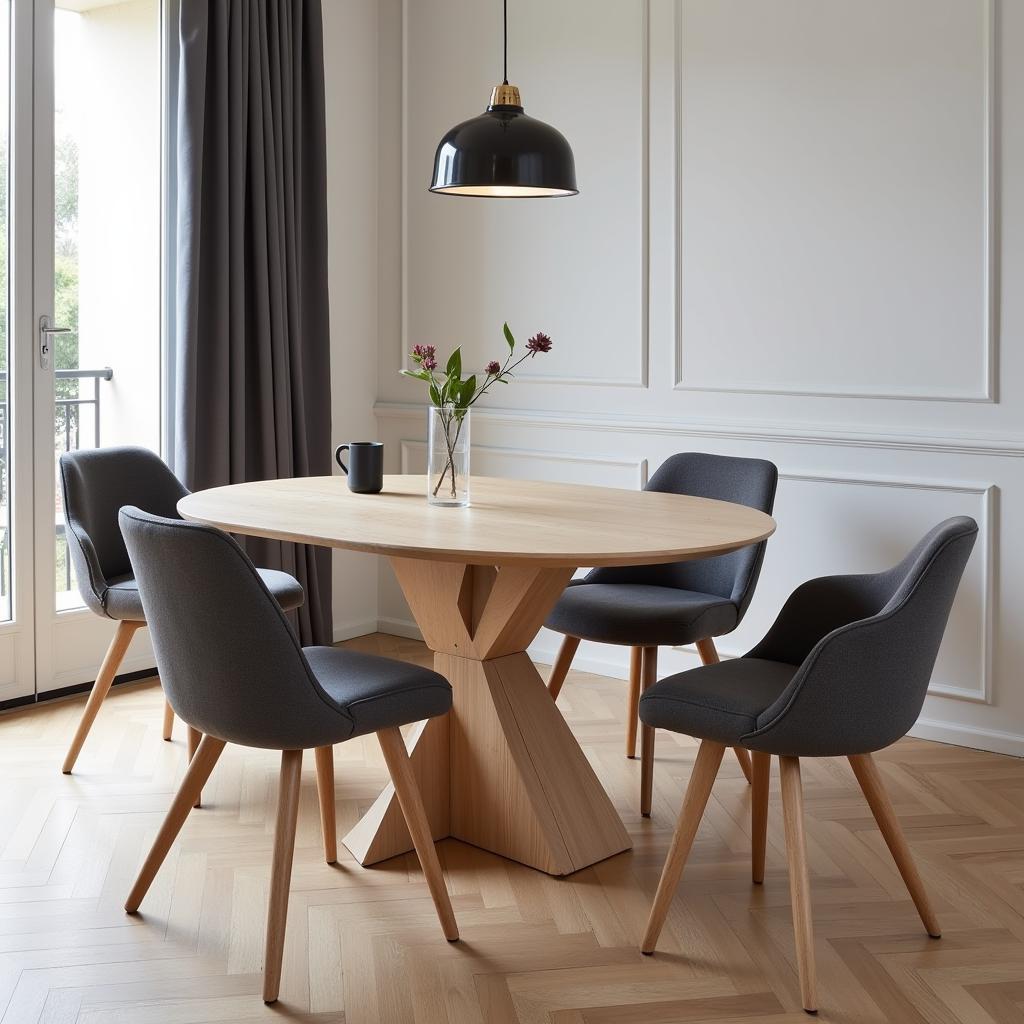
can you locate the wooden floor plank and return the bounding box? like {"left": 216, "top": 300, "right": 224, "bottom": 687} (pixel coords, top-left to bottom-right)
{"left": 0, "top": 633, "right": 1019, "bottom": 1022}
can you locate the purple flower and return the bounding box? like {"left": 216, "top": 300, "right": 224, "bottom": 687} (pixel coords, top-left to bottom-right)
{"left": 411, "top": 343, "right": 436, "bottom": 362}
{"left": 485, "top": 360, "right": 501, "bottom": 375}
{"left": 525, "top": 332, "right": 553, "bottom": 356}
{"left": 422, "top": 355, "right": 437, "bottom": 371}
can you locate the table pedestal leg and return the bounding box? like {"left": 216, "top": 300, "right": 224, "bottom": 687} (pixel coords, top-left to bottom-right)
{"left": 342, "top": 560, "right": 633, "bottom": 875}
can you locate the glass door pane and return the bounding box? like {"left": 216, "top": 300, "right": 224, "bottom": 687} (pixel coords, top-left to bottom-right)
{"left": 52, "top": 0, "right": 161, "bottom": 613}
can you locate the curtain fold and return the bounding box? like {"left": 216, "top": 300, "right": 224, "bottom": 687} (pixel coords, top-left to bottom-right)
{"left": 176, "top": 0, "right": 332, "bottom": 645}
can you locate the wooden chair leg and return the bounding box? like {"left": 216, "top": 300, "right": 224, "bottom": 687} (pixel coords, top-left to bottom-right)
{"left": 377, "top": 726, "right": 459, "bottom": 941}
{"left": 625, "top": 646, "right": 643, "bottom": 758}
{"left": 161, "top": 698, "right": 174, "bottom": 741}
{"left": 751, "top": 751, "right": 770, "bottom": 884}
{"left": 733, "top": 747, "right": 753, "bottom": 783}
{"left": 187, "top": 726, "right": 203, "bottom": 808}
{"left": 848, "top": 753, "right": 941, "bottom": 938}
{"left": 547, "top": 635, "right": 580, "bottom": 701}
{"left": 62, "top": 620, "right": 143, "bottom": 774}
{"left": 779, "top": 756, "right": 817, "bottom": 1013}
{"left": 263, "top": 748, "right": 303, "bottom": 1004}
{"left": 314, "top": 745, "right": 338, "bottom": 864}
{"left": 641, "top": 740, "right": 725, "bottom": 952}
{"left": 124, "top": 735, "right": 226, "bottom": 913}
{"left": 639, "top": 646, "right": 658, "bottom": 817}
{"left": 695, "top": 637, "right": 752, "bottom": 783}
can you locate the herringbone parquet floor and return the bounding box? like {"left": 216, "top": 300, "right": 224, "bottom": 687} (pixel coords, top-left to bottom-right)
{"left": 0, "top": 633, "right": 1021, "bottom": 1022}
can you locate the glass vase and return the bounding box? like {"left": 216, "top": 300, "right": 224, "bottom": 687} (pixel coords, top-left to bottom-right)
{"left": 427, "top": 405, "right": 470, "bottom": 507}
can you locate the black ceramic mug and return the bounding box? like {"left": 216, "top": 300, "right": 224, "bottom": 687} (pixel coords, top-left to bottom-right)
{"left": 335, "top": 442, "right": 384, "bottom": 494}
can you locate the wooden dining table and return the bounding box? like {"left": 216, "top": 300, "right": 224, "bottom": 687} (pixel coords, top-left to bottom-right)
{"left": 178, "top": 474, "right": 776, "bottom": 876}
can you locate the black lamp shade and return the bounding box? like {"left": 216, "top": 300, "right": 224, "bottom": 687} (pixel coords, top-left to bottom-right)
{"left": 430, "top": 102, "right": 578, "bottom": 198}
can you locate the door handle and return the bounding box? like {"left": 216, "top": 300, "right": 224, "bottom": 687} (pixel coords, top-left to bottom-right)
{"left": 39, "top": 315, "right": 71, "bottom": 371}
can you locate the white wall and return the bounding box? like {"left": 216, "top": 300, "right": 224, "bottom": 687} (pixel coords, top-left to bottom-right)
{"left": 322, "top": 0, "right": 380, "bottom": 640}
{"left": 351, "top": 0, "right": 1024, "bottom": 755}
{"left": 76, "top": 0, "right": 161, "bottom": 452}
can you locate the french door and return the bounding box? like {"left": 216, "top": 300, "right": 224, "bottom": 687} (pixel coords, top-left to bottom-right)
{"left": 0, "top": 0, "right": 163, "bottom": 704}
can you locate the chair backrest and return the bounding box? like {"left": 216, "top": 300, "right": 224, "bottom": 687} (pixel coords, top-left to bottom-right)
{"left": 587, "top": 452, "right": 778, "bottom": 619}
{"left": 60, "top": 447, "right": 189, "bottom": 616}
{"left": 119, "top": 507, "right": 351, "bottom": 750}
{"left": 746, "top": 516, "right": 978, "bottom": 756}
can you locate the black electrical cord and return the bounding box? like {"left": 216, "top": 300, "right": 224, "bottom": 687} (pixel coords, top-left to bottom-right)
{"left": 503, "top": 0, "right": 509, "bottom": 83}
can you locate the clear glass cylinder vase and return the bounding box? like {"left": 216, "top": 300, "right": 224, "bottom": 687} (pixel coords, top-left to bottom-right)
{"left": 427, "top": 406, "right": 470, "bottom": 507}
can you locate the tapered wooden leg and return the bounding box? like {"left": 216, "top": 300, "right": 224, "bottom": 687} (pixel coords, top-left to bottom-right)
{"left": 263, "top": 749, "right": 303, "bottom": 1004}
{"left": 547, "top": 634, "right": 580, "bottom": 701}
{"left": 641, "top": 740, "right": 725, "bottom": 952}
{"left": 779, "top": 756, "right": 817, "bottom": 1013}
{"left": 187, "top": 726, "right": 203, "bottom": 808}
{"left": 639, "top": 646, "right": 658, "bottom": 817}
{"left": 733, "top": 747, "right": 753, "bottom": 783}
{"left": 378, "top": 726, "right": 459, "bottom": 941}
{"left": 124, "top": 735, "right": 226, "bottom": 913}
{"left": 161, "top": 699, "right": 174, "bottom": 741}
{"left": 849, "top": 753, "right": 941, "bottom": 938}
{"left": 625, "top": 646, "right": 643, "bottom": 758}
{"left": 695, "top": 637, "right": 753, "bottom": 783}
{"left": 315, "top": 745, "right": 338, "bottom": 864}
{"left": 62, "top": 620, "right": 143, "bottom": 774}
{"left": 751, "top": 751, "right": 770, "bottom": 884}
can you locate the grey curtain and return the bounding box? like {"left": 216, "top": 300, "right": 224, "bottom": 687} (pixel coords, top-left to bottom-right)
{"left": 175, "top": 0, "right": 332, "bottom": 644}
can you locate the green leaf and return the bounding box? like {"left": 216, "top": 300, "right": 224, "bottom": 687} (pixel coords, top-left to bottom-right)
{"left": 503, "top": 322, "right": 515, "bottom": 351}
{"left": 400, "top": 368, "right": 432, "bottom": 382}
{"left": 446, "top": 347, "right": 462, "bottom": 379}
{"left": 459, "top": 374, "right": 477, "bottom": 407}
{"left": 428, "top": 381, "right": 442, "bottom": 406}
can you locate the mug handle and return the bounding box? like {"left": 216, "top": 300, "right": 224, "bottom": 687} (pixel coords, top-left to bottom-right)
{"left": 334, "top": 444, "right": 349, "bottom": 474}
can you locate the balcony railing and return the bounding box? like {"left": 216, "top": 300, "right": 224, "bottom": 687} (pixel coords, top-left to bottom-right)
{"left": 55, "top": 367, "right": 114, "bottom": 452}
{"left": 0, "top": 367, "right": 114, "bottom": 607}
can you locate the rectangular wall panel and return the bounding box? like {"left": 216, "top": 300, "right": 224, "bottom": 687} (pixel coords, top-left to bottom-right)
{"left": 403, "top": 0, "right": 648, "bottom": 386}
{"left": 400, "top": 440, "right": 646, "bottom": 490}
{"left": 717, "top": 473, "right": 994, "bottom": 702}
{"left": 675, "top": 0, "right": 994, "bottom": 399}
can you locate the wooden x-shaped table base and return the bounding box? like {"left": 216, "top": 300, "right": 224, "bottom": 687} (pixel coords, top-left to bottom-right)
{"left": 343, "top": 559, "right": 632, "bottom": 875}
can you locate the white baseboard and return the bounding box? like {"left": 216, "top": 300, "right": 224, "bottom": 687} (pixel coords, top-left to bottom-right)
{"left": 369, "top": 620, "right": 1024, "bottom": 759}
{"left": 375, "top": 616, "right": 424, "bottom": 641}
{"left": 909, "top": 718, "right": 1024, "bottom": 758}
{"left": 332, "top": 618, "right": 383, "bottom": 643}
{"left": 527, "top": 631, "right": 711, "bottom": 679}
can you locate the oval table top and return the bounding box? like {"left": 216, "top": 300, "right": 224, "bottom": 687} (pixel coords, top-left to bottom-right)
{"left": 178, "top": 474, "right": 776, "bottom": 568}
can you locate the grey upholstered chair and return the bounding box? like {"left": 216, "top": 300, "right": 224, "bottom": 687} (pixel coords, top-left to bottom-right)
{"left": 545, "top": 452, "right": 778, "bottom": 813}
{"left": 638, "top": 516, "right": 977, "bottom": 1013}
{"left": 118, "top": 507, "right": 458, "bottom": 1005}
{"left": 59, "top": 446, "right": 304, "bottom": 775}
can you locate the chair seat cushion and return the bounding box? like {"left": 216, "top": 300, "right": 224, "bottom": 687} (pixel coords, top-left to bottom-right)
{"left": 639, "top": 658, "right": 798, "bottom": 745}
{"left": 103, "top": 566, "right": 305, "bottom": 620}
{"left": 545, "top": 582, "right": 739, "bottom": 647}
{"left": 304, "top": 647, "right": 452, "bottom": 740}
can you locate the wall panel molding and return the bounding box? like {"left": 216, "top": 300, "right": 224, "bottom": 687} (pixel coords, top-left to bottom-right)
{"left": 399, "top": 438, "right": 648, "bottom": 489}
{"left": 398, "top": 0, "right": 652, "bottom": 390}
{"left": 774, "top": 472, "right": 996, "bottom": 703}
{"left": 649, "top": 471, "right": 995, "bottom": 703}
{"left": 376, "top": 401, "right": 1024, "bottom": 459}
{"left": 671, "top": 0, "right": 1000, "bottom": 402}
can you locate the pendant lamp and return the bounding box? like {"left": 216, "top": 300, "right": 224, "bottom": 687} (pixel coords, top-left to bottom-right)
{"left": 429, "top": 0, "right": 578, "bottom": 198}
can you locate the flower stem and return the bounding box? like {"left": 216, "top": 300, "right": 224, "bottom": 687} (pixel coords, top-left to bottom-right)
{"left": 432, "top": 409, "right": 465, "bottom": 497}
